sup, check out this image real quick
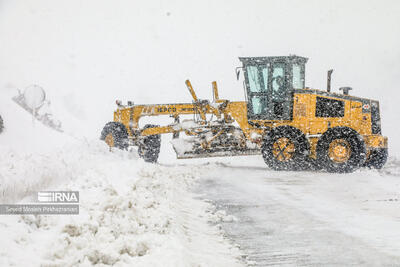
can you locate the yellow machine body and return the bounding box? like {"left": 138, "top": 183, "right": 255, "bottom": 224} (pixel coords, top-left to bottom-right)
{"left": 102, "top": 55, "right": 388, "bottom": 171}
{"left": 113, "top": 89, "right": 387, "bottom": 159}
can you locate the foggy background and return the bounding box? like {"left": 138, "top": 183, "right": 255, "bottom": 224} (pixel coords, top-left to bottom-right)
{"left": 1, "top": 0, "right": 399, "bottom": 155}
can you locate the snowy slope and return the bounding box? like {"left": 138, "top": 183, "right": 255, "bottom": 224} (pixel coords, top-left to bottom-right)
{"left": 0, "top": 146, "right": 243, "bottom": 266}
{"left": 0, "top": 89, "right": 76, "bottom": 203}
{"left": 0, "top": 91, "right": 243, "bottom": 266}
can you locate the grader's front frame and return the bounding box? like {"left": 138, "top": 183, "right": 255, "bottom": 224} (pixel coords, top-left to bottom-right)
{"left": 104, "top": 79, "right": 261, "bottom": 161}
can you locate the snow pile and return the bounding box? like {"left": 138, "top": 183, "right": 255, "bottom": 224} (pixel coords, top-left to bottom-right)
{"left": 0, "top": 149, "right": 72, "bottom": 204}
{"left": 0, "top": 90, "right": 75, "bottom": 203}
{"left": 208, "top": 208, "right": 238, "bottom": 223}
{"left": 170, "top": 137, "right": 196, "bottom": 156}
{"left": 0, "top": 141, "right": 243, "bottom": 267}
{"left": 0, "top": 87, "right": 242, "bottom": 266}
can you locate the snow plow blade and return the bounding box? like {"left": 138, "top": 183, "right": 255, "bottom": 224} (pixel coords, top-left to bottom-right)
{"left": 174, "top": 149, "right": 261, "bottom": 159}
{"left": 173, "top": 147, "right": 261, "bottom": 159}
{"left": 170, "top": 137, "right": 261, "bottom": 159}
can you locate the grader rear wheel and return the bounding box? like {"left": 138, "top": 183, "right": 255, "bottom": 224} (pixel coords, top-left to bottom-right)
{"left": 364, "top": 148, "right": 388, "bottom": 169}
{"left": 317, "top": 127, "right": 366, "bottom": 173}
{"left": 272, "top": 137, "right": 295, "bottom": 162}
{"left": 262, "top": 126, "right": 310, "bottom": 171}
{"left": 328, "top": 139, "right": 351, "bottom": 163}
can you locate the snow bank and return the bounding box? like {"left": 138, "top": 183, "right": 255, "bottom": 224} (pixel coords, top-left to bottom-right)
{"left": 1, "top": 88, "right": 242, "bottom": 266}
{"left": 0, "top": 140, "right": 243, "bottom": 266}
{"left": 0, "top": 89, "right": 74, "bottom": 203}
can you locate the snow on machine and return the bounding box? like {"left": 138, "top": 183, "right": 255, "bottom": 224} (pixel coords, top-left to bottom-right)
{"left": 101, "top": 55, "right": 388, "bottom": 172}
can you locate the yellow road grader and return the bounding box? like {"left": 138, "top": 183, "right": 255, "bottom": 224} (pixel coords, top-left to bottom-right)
{"left": 101, "top": 55, "right": 388, "bottom": 172}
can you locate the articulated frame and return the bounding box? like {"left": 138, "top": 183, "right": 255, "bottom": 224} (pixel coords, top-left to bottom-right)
{"left": 113, "top": 80, "right": 262, "bottom": 145}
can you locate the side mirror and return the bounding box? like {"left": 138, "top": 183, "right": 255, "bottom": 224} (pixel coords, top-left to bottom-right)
{"left": 235, "top": 67, "right": 242, "bottom": 80}
{"left": 327, "top": 69, "right": 333, "bottom": 92}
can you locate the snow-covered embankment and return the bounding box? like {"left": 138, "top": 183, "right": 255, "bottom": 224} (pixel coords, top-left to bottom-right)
{"left": 0, "top": 141, "right": 243, "bottom": 266}
{"left": 0, "top": 92, "right": 243, "bottom": 266}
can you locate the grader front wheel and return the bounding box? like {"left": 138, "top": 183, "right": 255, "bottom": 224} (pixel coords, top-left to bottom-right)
{"left": 138, "top": 124, "right": 161, "bottom": 163}
{"left": 100, "top": 122, "right": 129, "bottom": 150}
{"left": 105, "top": 133, "right": 115, "bottom": 147}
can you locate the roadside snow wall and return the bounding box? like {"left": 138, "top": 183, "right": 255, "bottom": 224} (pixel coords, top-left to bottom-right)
{"left": 0, "top": 141, "right": 243, "bottom": 266}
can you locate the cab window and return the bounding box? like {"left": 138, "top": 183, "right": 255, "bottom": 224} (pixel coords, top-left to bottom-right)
{"left": 262, "top": 66, "right": 269, "bottom": 92}
{"left": 292, "top": 64, "right": 303, "bottom": 89}
{"left": 251, "top": 96, "right": 266, "bottom": 115}
{"left": 247, "top": 66, "right": 261, "bottom": 93}
{"left": 271, "top": 63, "right": 286, "bottom": 101}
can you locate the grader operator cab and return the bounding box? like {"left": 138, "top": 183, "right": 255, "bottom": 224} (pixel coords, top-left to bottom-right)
{"left": 241, "top": 56, "right": 307, "bottom": 121}
{"left": 101, "top": 55, "right": 388, "bottom": 173}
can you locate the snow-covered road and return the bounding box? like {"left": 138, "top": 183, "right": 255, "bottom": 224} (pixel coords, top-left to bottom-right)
{"left": 192, "top": 157, "right": 400, "bottom": 266}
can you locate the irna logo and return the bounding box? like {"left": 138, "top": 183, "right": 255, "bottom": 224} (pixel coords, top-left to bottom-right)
{"left": 37, "top": 191, "right": 79, "bottom": 203}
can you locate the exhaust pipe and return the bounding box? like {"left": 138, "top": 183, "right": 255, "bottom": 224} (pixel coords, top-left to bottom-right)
{"left": 327, "top": 69, "right": 333, "bottom": 92}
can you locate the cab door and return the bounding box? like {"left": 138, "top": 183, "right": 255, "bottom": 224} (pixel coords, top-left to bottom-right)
{"left": 245, "top": 65, "right": 269, "bottom": 120}
{"left": 245, "top": 63, "right": 293, "bottom": 121}
{"left": 269, "top": 62, "right": 291, "bottom": 120}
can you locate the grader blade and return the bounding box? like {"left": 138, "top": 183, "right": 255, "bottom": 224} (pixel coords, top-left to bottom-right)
{"left": 174, "top": 149, "right": 261, "bottom": 159}
{"left": 170, "top": 138, "right": 261, "bottom": 159}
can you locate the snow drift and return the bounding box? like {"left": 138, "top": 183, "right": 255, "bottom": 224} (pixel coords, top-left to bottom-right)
{"left": 0, "top": 91, "right": 243, "bottom": 266}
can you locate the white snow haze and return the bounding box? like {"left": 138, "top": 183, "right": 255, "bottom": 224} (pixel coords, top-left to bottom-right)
{"left": 0, "top": 0, "right": 399, "bottom": 153}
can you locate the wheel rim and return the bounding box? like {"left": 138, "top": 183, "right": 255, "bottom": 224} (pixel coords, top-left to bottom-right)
{"left": 105, "top": 133, "right": 115, "bottom": 147}
{"left": 272, "top": 137, "right": 295, "bottom": 162}
{"left": 328, "top": 139, "right": 351, "bottom": 163}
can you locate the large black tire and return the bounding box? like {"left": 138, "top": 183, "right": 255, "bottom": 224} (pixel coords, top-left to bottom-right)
{"left": 138, "top": 124, "right": 161, "bottom": 163}
{"left": 262, "top": 126, "right": 310, "bottom": 171}
{"left": 0, "top": 115, "right": 3, "bottom": 134}
{"left": 316, "top": 127, "right": 366, "bottom": 173}
{"left": 364, "top": 148, "right": 388, "bottom": 169}
{"left": 100, "top": 122, "right": 129, "bottom": 150}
